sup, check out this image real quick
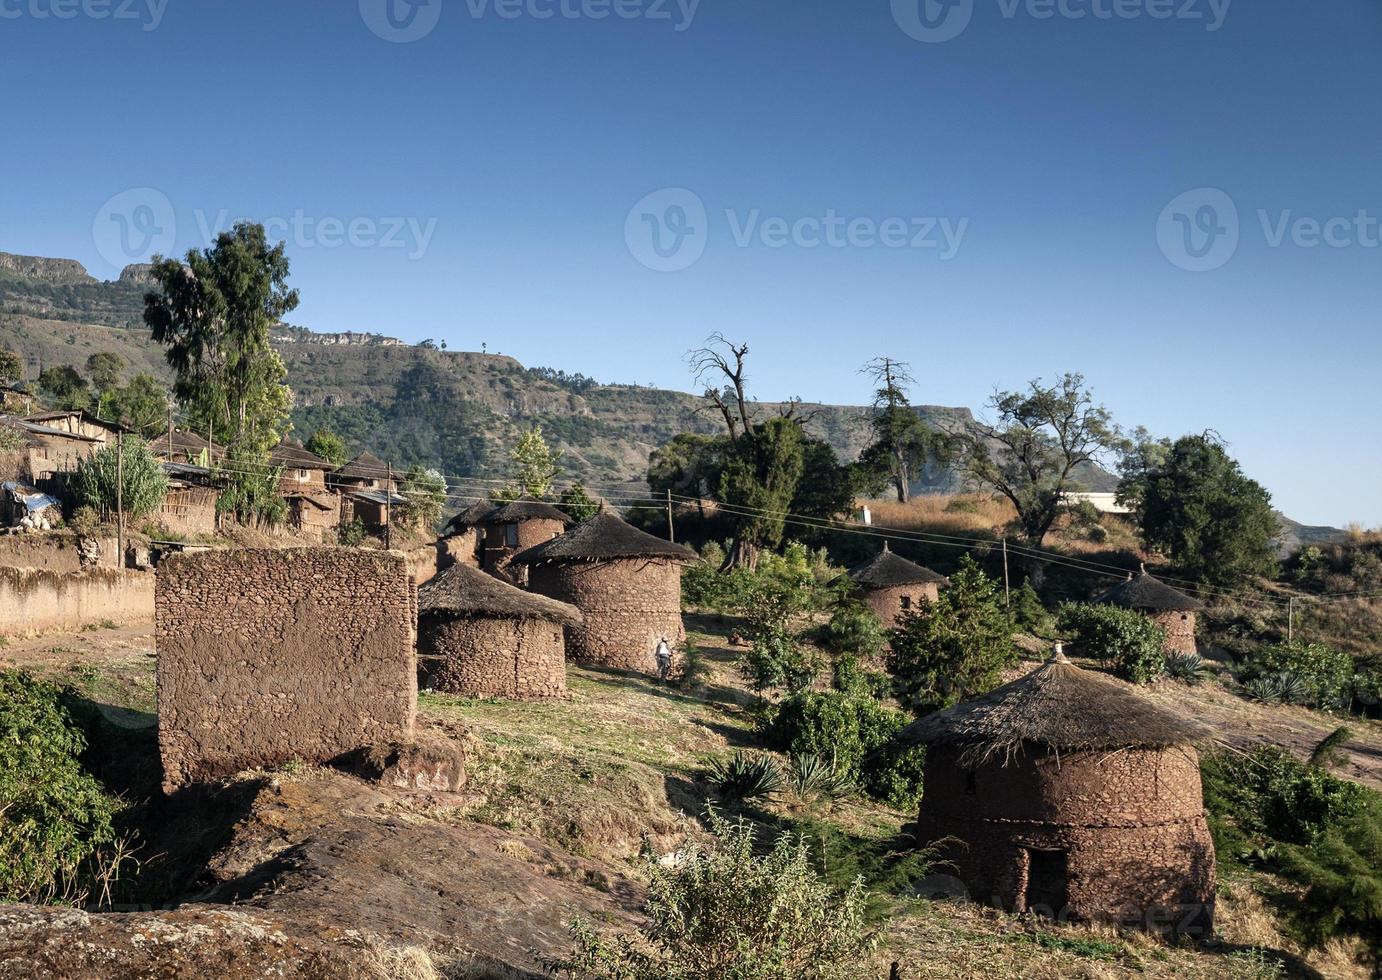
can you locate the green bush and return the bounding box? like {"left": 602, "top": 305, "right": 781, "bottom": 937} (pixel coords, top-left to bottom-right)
{"left": 767, "top": 692, "right": 924, "bottom": 808}
{"left": 739, "top": 626, "right": 822, "bottom": 696}
{"left": 1276, "top": 803, "right": 1382, "bottom": 961}
{"left": 1241, "top": 641, "right": 1355, "bottom": 710}
{"left": 830, "top": 654, "right": 891, "bottom": 700}
{"left": 72, "top": 436, "right": 168, "bottom": 521}
{"left": 1057, "top": 602, "right": 1166, "bottom": 685}
{"left": 818, "top": 601, "right": 887, "bottom": 662}
{"left": 708, "top": 751, "right": 783, "bottom": 802}
{"left": 1202, "top": 746, "right": 1368, "bottom": 847}
{"left": 0, "top": 671, "right": 126, "bottom": 904}
{"left": 549, "top": 808, "right": 877, "bottom": 980}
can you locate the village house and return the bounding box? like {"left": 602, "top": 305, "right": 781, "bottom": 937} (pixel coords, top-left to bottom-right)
{"left": 24, "top": 409, "right": 124, "bottom": 444}
{"left": 847, "top": 543, "right": 949, "bottom": 629}
{"left": 478, "top": 499, "right": 572, "bottom": 580}
{"left": 440, "top": 499, "right": 495, "bottom": 570}
{"left": 417, "top": 562, "right": 582, "bottom": 700}
{"left": 1, "top": 415, "right": 103, "bottom": 483}
{"left": 1095, "top": 565, "right": 1205, "bottom": 655}
{"left": 270, "top": 441, "right": 338, "bottom": 541}
{"left": 895, "top": 646, "right": 1216, "bottom": 934}
{"left": 152, "top": 462, "right": 219, "bottom": 539}
{"left": 511, "top": 511, "right": 696, "bottom": 675}
{"left": 331, "top": 451, "right": 403, "bottom": 534}
{"left": 150, "top": 427, "right": 222, "bottom": 467}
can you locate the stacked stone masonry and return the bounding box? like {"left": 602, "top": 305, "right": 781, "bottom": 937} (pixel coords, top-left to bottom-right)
{"left": 155, "top": 548, "right": 417, "bottom": 793}
{"left": 863, "top": 582, "right": 940, "bottom": 630}
{"left": 918, "top": 744, "right": 1215, "bottom": 932}
{"left": 1152, "top": 610, "right": 1198, "bottom": 655}
{"left": 420, "top": 615, "right": 567, "bottom": 699}
{"left": 528, "top": 558, "right": 684, "bottom": 673}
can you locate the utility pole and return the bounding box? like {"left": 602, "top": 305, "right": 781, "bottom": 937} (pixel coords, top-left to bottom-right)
{"left": 1001, "top": 537, "right": 1011, "bottom": 612}
{"left": 166, "top": 403, "right": 173, "bottom": 459}
{"left": 1288, "top": 596, "right": 1295, "bottom": 643}
{"left": 385, "top": 462, "right": 393, "bottom": 551}
{"left": 666, "top": 488, "right": 675, "bottom": 543}
{"left": 115, "top": 430, "right": 124, "bottom": 570}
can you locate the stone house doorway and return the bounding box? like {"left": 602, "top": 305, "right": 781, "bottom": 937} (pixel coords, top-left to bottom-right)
{"left": 1024, "top": 848, "right": 1068, "bottom": 918}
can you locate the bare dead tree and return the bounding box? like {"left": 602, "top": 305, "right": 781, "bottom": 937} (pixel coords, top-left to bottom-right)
{"left": 686, "top": 333, "right": 754, "bottom": 441}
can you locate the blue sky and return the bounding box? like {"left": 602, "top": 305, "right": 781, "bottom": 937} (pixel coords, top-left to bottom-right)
{"left": 2, "top": 0, "right": 1380, "bottom": 525}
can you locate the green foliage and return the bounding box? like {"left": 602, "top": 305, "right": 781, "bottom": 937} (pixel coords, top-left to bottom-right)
{"left": 1308, "top": 726, "right": 1355, "bottom": 770}
{"left": 84, "top": 351, "right": 125, "bottom": 393}
{"left": 1163, "top": 652, "right": 1212, "bottom": 686}
{"left": 304, "top": 428, "right": 348, "bottom": 466}
{"left": 1241, "top": 641, "right": 1355, "bottom": 710}
{"left": 886, "top": 556, "right": 1016, "bottom": 712}
{"left": 1275, "top": 804, "right": 1382, "bottom": 959}
{"left": 337, "top": 517, "right": 368, "bottom": 547}
{"left": 767, "top": 692, "right": 925, "bottom": 808}
{"left": 1009, "top": 580, "right": 1056, "bottom": 638}
{"left": 708, "top": 751, "right": 784, "bottom": 801}
{"left": 549, "top": 808, "right": 877, "bottom": 980}
{"left": 214, "top": 449, "right": 285, "bottom": 526}
{"left": 957, "top": 373, "right": 1125, "bottom": 546}
{"left": 37, "top": 364, "right": 90, "bottom": 410}
{"left": 1203, "top": 747, "right": 1368, "bottom": 848}
{"left": 785, "top": 753, "right": 854, "bottom": 800}
{"left": 1243, "top": 671, "right": 1307, "bottom": 706}
{"left": 830, "top": 653, "right": 891, "bottom": 700}
{"left": 819, "top": 600, "right": 887, "bottom": 662}
{"left": 72, "top": 436, "right": 168, "bottom": 521}
{"left": 739, "top": 626, "right": 822, "bottom": 696}
{"left": 0, "top": 671, "right": 125, "bottom": 904}
{"left": 1130, "top": 434, "right": 1279, "bottom": 587}
{"left": 0, "top": 345, "right": 22, "bottom": 385}
{"left": 399, "top": 465, "right": 447, "bottom": 531}
{"left": 499, "top": 425, "right": 561, "bottom": 500}
{"left": 559, "top": 482, "right": 600, "bottom": 523}
{"left": 1056, "top": 602, "right": 1166, "bottom": 685}
{"left": 104, "top": 374, "right": 167, "bottom": 437}
{"left": 856, "top": 357, "right": 950, "bottom": 503}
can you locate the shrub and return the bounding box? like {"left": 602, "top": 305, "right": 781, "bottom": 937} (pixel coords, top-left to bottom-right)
{"left": 1163, "top": 652, "right": 1211, "bottom": 686}
{"left": 818, "top": 601, "right": 887, "bottom": 662}
{"left": 1009, "top": 580, "right": 1056, "bottom": 638}
{"left": 767, "top": 692, "right": 924, "bottom": 808}
{"left": 1057, "top": 602, "right": 1166, "bottom": 685}
{"left": 708, "top": 752, "right": 783, "bottom": 802}
{"left": 548, "top": 809, "right": 877, "bottom": 980}
{"left": 830, "top": 654, "right": 891, "bottom": 700}
{"left": 1241, "top": 641, "right": 1355, "bottom": 710}
{"left": 786, "top": 753, "right": 854, "bottom": 801}
{"left": 71, "top": 437, "right": 168, "bottom": 521}
{"left": 739, "top": 626, "right": 823, "bottom": 696}
{"left": 0, "top": 671, "right": 126, "bottom": 904}
{"left": 887, "top": 556, "right": 1016, "bottom": 712}
{"left": 1276, "top": 803, "right": 1382, "bottom": 962}
{"left": 1203, "top": 746, "right": 1368, "bottom": 847}
{"left": 337, "top": 517, "right": 368, "bottom": 547}
{"left": 558, "top": 482, "right": 600, "bottom": 523}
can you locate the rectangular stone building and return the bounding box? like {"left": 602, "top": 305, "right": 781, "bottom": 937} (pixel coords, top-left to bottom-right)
{"left": 156, "top": 548, "right": 417, "bottom": 793}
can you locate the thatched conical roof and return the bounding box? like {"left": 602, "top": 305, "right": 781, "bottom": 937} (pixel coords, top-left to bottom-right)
{"left": 895, "top": 648, "right": 1210, "bottom": 762}
{"left": 269, "top": 440, "right": 334, "bottom": 470}
{"left": 444, "top": 499, "right": 497, "bottom": 535}
{"left": 509, "top": 512, "right": 696, "bottom": 566}
{"left": 482, "top": 499, "right": 573, "bottom": 526}
{"left": 848, "top": 545, "right": 949, "bottom": 589}
{"left": 418, "top": 564, "right": 583, "bottom": 625}
{"left": 1096, "top": 566, "right": 1204, "bottom": 612}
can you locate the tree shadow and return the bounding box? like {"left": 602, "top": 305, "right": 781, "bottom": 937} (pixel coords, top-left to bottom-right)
{"left": 575, "top": 663, "right": 751, "bottom": 714}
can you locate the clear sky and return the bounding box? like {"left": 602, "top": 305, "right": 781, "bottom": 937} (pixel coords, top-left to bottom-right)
{"left": 2, "top": 0, "right": 1380, "bottom": 526}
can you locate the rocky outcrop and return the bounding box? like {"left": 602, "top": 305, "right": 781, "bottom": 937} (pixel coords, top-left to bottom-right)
{"left": 0, "top": 252, "right": 94, "bottom": 285}
{"left": 117, "top": 263, "right": 154, "bottom": 286}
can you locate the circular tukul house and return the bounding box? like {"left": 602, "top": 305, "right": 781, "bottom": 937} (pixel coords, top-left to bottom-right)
{"left": 846, "top": 544, "right": 949, "bottom": 629}
{"left": 895, "top": 647, "right": 1216, "bottom": 934}
{"left": 417, "top": 562, "right": 583, "bottom": 700}
{"left": 509, "top": 512, "right": 697, "bottom": 674}
{"left": 1095, "top": 564, "right": 1206, "bottom": 655}
{"left": 477, "top": 499, "right": 573, "bottom": 578}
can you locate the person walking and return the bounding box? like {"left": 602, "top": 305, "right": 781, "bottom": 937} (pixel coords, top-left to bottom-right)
{"left": 654, "top": 636, "right": 672, "bottom": 682}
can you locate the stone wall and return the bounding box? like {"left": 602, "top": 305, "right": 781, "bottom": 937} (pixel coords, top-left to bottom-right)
{"left": 528, "top": 558, "right": 684, "bottom": 673}
{"left": 1152, "top": 610, "right": 1198, "bottom": 655}
{"left": 483, "top": 518, "right": 566, "bottom": 582}
{"left": 917, "top": 744, "right": 1215, "bottom": 933}
{"left": 0, "top": 566, "right": 154, "bottom": 634}
{"left": 439, "top": 530, "right": 481, "bottom": 572}
{"left": 155, "top": 548, "right": 417, "bottom": 793}
{"left": 419, "top": 614, "right": 567, "bottom": 700}
{"left": 862, "top": 582, "right": 940, "bottom": 630}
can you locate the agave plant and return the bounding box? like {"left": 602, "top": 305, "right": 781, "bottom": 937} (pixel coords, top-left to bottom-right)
{"left": 708, "top": 751, "right": 783, "bottom": 801}
{"left": 1243, "top": 670, "right": 1308, "bottom": 706}
{"left": 1163, "top": 652, "right": 1212, "bottom": 686}
{"left": 1243, "top": 676, "right": 1282, "bottom": 704}
{"left": 786, "top": 752, "right": 854, "bottom": 800}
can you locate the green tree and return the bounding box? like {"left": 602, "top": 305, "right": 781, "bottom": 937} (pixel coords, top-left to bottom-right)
{"left": 1242, "top": 640, "right": 1355, "bottom": 710}
{"left": 1057, "top": 602, "right": 1167, "bottom": 685}
{"left": 559, "top": 482, "right": 600, "bottom": 522}
{"left": 499, "top": 425, "right": 561, "bottom": 500}
{"left": 958, "top": 373, "right": 1126, "bottom": 547}
{"left": 105, "top": 374, "right": 167, "bottom": 438}
{"left": 886, "top": 555, "right": 1016, "bottom": 713}
{"left": 1131, "top": 434, "right": 1279, "bottom": 586}
{"left": 399, "top": 465, "right": 447, "bottom": 530}
{"left": 72, "top": 436, "right": 168, "bottom": 521}
{"left": 304, "top": 428, "right": 347, "bottom": 466}
{"left": 549, "top": 808, "right": 876, "bottom": 980}
{"left": 37, "top": 365, "right": 90, "bottom": 411}
{"left": 145, "top": 222, "right": 298, "bottom": 524}
{"left": 84, "top": 352, "right": 125, "bottom": 394}
{"left": 858, "top": 357, "right": 948, "bottom": 503}
{"left": 0, "top": 346, "right": 22, "bottom": 386}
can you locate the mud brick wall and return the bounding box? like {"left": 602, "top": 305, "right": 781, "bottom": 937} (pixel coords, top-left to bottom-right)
{"left": 419, "top": 614, "right": 566, "bottom": 700}
{"left": 440, "top": 530, "right": 482, "bottom": 571}
{"left": 0, "top": 566, "right": 154, "bottom": 634}
{"left": 917, "top": 744, "right": 1215, "bottom": 933}
{"left": 1152, "top": 610, "right": 1198, "bottom": 655}
{"left": 527, "top": 558, "right": 684, "bottom": 674}
{"left": 155, "top": 548, "right": 417, "bottom": 793}
{"left": 484, "top": 518, "right": 566, "bottom": 584}
{"left": 862, "top": 582, "right": 940, "bottom": 630}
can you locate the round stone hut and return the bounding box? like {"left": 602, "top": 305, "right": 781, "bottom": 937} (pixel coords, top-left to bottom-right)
{"left": 896, "top": 647, "right": 1216, "bottom": 933}
{"left": 417, "top": 562, "right": 582, "bottom": 700}
{"left": 510, "top": 512, "right": 697, "bottom": 674}
{"left": 847, "top": 544, "right": 949, "bottom": 628}
{"left": 479, "top": 499, "right": 572, "bottom": 577}
{"left": 1095, "top": 565, "right": 1205, "bottom": 654}
{"left": 439, "top": 499, "right": 495, "bottom": 569}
